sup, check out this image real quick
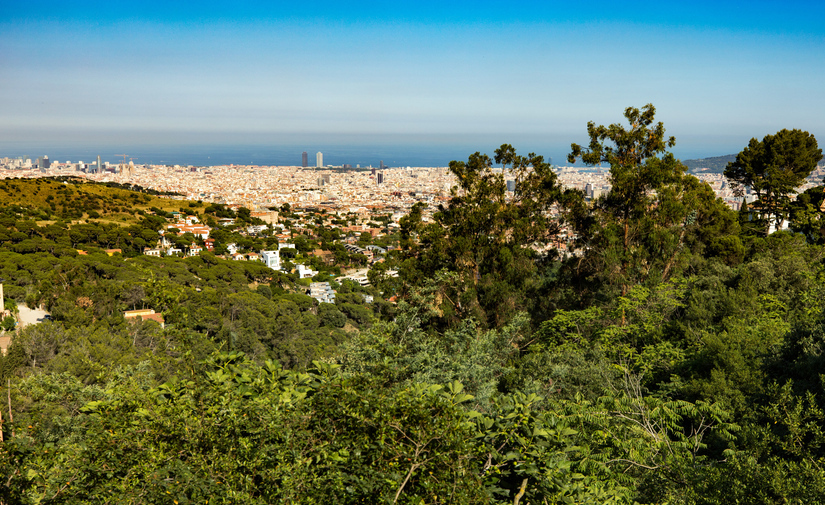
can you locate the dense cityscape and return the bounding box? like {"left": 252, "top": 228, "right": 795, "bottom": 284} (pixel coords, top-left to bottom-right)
{"left": 4, "top": 151, "right": 824, "bottom": 215}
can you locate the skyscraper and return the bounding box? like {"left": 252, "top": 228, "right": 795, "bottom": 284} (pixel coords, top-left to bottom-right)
{"left": 97, "top": 155, "right": 102, "bottom": 174}
{"left": 377, "top": 172, "right": 384, "bottom": 184}
{"left": 302, "top": 151, "right": 308, "bottom": 167}
{"left": 316, "top": 152, "right": 323, "bottom": 168}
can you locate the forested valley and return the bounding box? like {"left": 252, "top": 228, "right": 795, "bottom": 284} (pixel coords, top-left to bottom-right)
{"left": 2, "top": 105, "right": 825, "bottom": 504}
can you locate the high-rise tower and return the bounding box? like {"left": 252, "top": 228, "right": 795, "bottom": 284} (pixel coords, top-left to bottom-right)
{"left": 97, "top": 155, "right": 102, "bottom": 174}
{"left": 302, "top": 151, "right": 308, "bottom": 167}
{"left": 316, "top": 152, "right": 323, "bottom": 168}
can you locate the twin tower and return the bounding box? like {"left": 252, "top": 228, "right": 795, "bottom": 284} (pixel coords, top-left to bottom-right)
{"left": 302, "top": 151, "right": 323, "bottom": 168}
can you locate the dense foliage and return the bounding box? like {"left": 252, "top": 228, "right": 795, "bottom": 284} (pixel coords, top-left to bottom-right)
{"left": 2, "top": 105, "right": 825, "bottom": 503}
{"left": 724, "top": 129, "right": 822, "bottom": 235}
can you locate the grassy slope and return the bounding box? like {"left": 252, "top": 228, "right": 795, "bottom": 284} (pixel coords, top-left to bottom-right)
{"left": 0, "top": 177, "right": 191, "bottom": 225}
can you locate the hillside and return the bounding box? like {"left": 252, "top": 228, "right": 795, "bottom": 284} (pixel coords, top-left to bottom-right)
{"left": 0, "top": 177, "right": 185, "bottom": 225}
{"left": 681, "top": 154, "right": 736, "bottom": 173}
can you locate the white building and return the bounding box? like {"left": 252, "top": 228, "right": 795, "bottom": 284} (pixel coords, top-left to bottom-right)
{"left": 309, "top": 282, "right": 336, "bottom": 304}
{"left": 342, "top": 275, "right": 370, "bottom": 287}
{"left": 260, "top": 250, "right": 281, "bottom": 271}
{"left": 259, "top": 243, "right": 296, "bottom": 272}
{"left": 296, "top": 264, "right": 317, "bottom": 279}
{"left": 247, "top": 225, "right": 268, "bottom": 235}
{"left": 316, "top": 151, "right": 323, "bottom": 168}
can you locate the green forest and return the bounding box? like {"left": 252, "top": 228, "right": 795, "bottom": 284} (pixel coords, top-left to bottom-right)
{"left": 2, "top": 105, "right": 825, "bottom": 504}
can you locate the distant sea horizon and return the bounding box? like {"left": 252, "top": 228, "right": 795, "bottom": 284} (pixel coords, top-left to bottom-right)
{"left": 0, "top": 143, "right": 488, "bottom": 169}
{"left": 0, "top": 141, "right": 732, "bottom": 169}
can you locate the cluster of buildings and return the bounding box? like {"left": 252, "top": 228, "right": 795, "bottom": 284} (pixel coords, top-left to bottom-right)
{"left": 3, "top": 152, "right": 825, "bottom": 254}
{"left": 0, "top": 155, "right": 138, "bottom": 175}
{"left": 4, "top": 152, "right": 822, "bottom": 220}
{"left": 140, "top": 212, "right": 383, "bottom": 303}
{"left": 0, "top": 155, "right": 455, "bottom": 217}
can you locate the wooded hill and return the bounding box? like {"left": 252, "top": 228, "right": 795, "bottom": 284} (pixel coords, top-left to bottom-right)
{"left": 681, "top": 154, "right": 736, "bottom": 173}
{"left": 2, "top": 106, "right": 825, "bottom": 504}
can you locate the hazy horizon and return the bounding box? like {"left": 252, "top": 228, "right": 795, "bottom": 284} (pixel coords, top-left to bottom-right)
{"left": 0, "top": 132, "right": 746, "bottom": 169}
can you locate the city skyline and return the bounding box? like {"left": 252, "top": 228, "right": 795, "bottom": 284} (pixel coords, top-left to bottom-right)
{"left": 2, "top": 1, "right": 824, "bottom": 161}
{"left": 7, "top": 149, "right": 820, "bottom": 216}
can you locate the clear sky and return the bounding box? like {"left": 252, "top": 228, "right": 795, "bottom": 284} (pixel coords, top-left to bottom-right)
{"left": 2, "top": 0, "right": 824, "bottom": 162}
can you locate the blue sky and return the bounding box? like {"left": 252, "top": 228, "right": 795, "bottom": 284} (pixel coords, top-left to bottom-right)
{"left": 2, "top": 0, "right": 824, "bottom": 161}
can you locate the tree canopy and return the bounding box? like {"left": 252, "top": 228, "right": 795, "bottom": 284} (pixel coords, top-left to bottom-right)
{"left": 724, "top": 128, "right": 822, "bottom": 235}
{"left": 568, "top": 104, "right": 741, "bottom": 302}
{"left": 399, "top": 145, "right": 578, "bottom": 329}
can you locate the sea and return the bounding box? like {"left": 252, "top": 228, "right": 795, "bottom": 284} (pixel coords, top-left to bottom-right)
{"left": 1, "top": 143, "right": 557, "bottom": 169}
{"left": 0, "top": 138, "right": 725, "bottom": 169}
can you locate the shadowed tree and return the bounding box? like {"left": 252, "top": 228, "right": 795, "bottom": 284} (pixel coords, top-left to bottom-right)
{"left": 724, "top": 129, "right": 822, "bottom": 235}
{"left": 789, "top": 185, "right": 825, "bottom": 244}
{"left": 400, "top": 145, "right": 578, "bottom": 328}
{"left": 568, "top": 104, "right": 740, "bottom": 303}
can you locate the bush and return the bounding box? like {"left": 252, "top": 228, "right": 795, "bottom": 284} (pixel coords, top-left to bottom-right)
{"left": 318, "top": 303, "right": 346, "bottom": 328}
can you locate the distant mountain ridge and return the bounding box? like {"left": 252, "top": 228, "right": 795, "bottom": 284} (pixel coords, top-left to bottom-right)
{"left": 681, "top": 154, "right": 736, "bottom": 174}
